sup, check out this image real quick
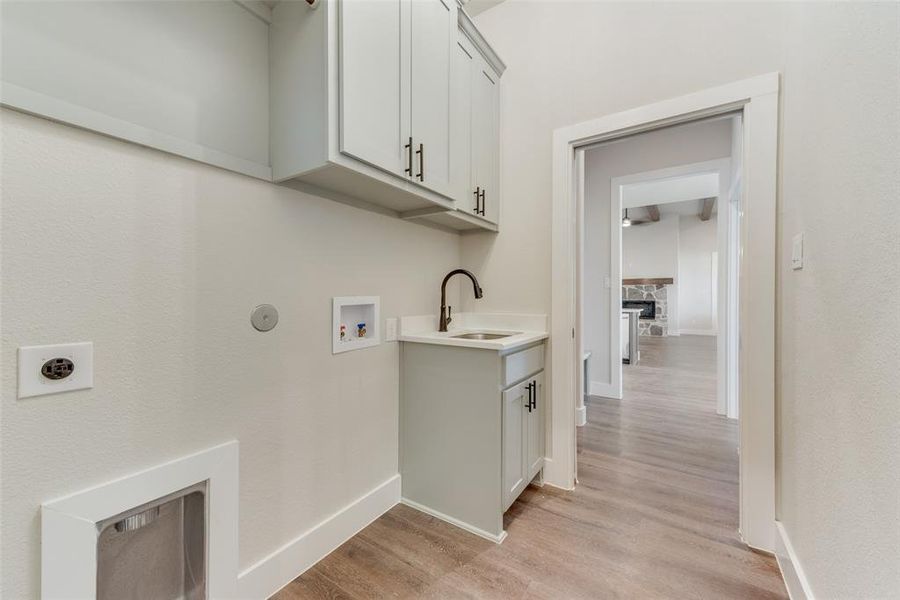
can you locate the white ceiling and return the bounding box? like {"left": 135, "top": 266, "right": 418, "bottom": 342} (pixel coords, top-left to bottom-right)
{"left": 622, "top": 172, "right": 718, "bottom": 209}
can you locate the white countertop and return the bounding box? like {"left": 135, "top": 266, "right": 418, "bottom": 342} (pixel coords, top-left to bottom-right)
{"left": 400, "top": 313, "right": 548, "bottom": 352}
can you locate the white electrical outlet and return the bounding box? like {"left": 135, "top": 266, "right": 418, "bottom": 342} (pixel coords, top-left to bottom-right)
{"left": 791, "top": 233, "right": 804, "bottom": 270}
{"left": 18, "top": 342, "right": 93, "bottom": 399}
{"left": 385, "top": 318, "right": 398, "bottom": 342}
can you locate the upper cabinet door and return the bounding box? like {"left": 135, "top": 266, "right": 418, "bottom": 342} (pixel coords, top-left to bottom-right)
{"left": 408, "top": 0, "right": 456, "bottom": 198}
{"left": 338, "top": 0, "right": 410, "bottom": 176}
{"left": 472, "top": 59, "right": 499, "bottom": 223}
{"left": 451, "top": 37, "right": 475, "bottom": 210}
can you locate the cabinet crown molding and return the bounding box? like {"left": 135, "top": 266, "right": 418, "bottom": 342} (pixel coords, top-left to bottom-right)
{"left": 458, "top": 9, "right": 506, "bottom": 76}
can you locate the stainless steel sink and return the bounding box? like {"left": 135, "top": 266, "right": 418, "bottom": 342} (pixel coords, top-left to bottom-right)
{"left": 450, "top": 332, "right": 517, "bottom": 340}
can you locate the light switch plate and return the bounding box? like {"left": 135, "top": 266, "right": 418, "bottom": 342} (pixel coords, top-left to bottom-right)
{"left": 18, "top": 342, "right": 93, "bottom": 399}
{"left": 385, "top": 318, "right": 398, "bottom": 342}
{"left": 791, "top": 233, "right": 804, "bottom": 270}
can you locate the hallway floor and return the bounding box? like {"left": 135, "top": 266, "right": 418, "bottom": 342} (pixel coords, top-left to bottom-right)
{"left": 273, "top": 335, "right": 786, "bottom": 599}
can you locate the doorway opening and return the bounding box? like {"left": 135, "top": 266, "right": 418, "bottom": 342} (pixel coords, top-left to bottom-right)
{"left": 573, "top": 116, "right": 746, "bottom": 568}
{"left": 549, "top": 74, "right": 779, "bottom": 552}
{"left": 576, "top": 116, "right": 740, "bottom": 423}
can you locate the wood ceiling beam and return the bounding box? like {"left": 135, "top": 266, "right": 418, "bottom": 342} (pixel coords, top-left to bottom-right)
{"left": 700, "top": 197, "right": 716, "bottom": 221}
{"left": 645, "top": 205, "right": 660, "bottom": 222}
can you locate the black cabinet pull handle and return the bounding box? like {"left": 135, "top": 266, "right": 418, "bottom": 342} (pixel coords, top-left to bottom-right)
{"left": 416, "top": 143, "right": 424, "bottom": 181}
{"left": 474, "top": 186, "right": 481, "bottom": 214}
{"left": 479, "top": 188, "right": 486, "bottom": 216}
{"left": 526, "top": 382, "right": 533, "bottom": 412}
{"left": 404, "top": 137, "right": 413, "bottom": 176}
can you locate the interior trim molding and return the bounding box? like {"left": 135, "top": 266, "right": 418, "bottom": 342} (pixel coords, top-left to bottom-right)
{"left": 1, "top": 83, "right": 273, "bottom": 182}
{"left": 551, "top": 73, "right": 779, "bottom": 550}
{"left": 458, "top": 7, "right": 507, "bottom": 76}
{"left": 41, "top": 441, "right": 240, "bottom": 600}
{"left": 233, "top": 0, "right": 273, "bottom": 25}
{"left": 775, "top": 521, "right": 815, "bottom": 600}
{"left": 238, "top": 474, "right": 401, "bottom": 599}
{"left": 622, "top": 278, "right": 674, "bottom": 285}
{"left": 589, "top": 380, "right": 621, "bottom": 399}
{"left": 575, "top": 404, "right": 587, "bottom": 426}
{"left": 400, "top": 497, "right": 507, "bottom": 544}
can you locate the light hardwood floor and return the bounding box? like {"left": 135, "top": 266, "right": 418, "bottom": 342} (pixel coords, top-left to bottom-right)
{"left": 273, "top": 335, "right": 787, "bottom": 599}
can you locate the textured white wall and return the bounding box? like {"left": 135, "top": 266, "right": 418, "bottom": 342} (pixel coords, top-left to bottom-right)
{"left": 677, "top": 215, "right": 718, "bottom": 335}
{"left": 0, "top": 109, "right": 462, "bottom": 599}
{"left": 1, "top": 1, "right": 271, "bottom": 168}
{"left": 619, "top": 213, "right": 720, "bottom": 336}
{"left": 773, "top": 4, "right": 900, "bottom": 597}
{"left": 582, "top": 120, "right": 730, "bottom": 388}
{"left": 467, "top": 2, "right": 900, "bottom": 596}
{"left": 622, "top": 216, "right": 679, "bottom": 280}
{"left": 621, "top": 215, "right": 681, "bottom": 336}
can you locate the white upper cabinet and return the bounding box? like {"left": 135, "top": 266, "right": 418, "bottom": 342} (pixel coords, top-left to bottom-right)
{"left": 451, "top": 29, "right": 500, "bottom": 224}
{"left": 416, "top": 11, "right": 505, "bottom": 230}
{"left": 338, "top": 0, "right": 410, "bottom": 175}
{"left": 471, "top": 60, "right": 499, "bottom": 224}
{"left": 2, "top": 1, "right": 504, "bottom": 231}
{"left": 409, "top": 0, "right": 456, "bottom": 197}
{"left": 450, "top": 37, "right": 475, "bottom": 209}
{"left": 271, "top": 0, "right": 503, "bottom": 230}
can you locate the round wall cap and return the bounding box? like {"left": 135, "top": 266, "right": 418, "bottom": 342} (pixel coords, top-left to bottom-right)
{"left": 251, "top": 304, "right": 279, "bottom": 332}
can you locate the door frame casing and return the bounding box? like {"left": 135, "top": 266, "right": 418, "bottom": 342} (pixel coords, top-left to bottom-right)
{"left": 547, "top": 73, "right": 779, "bottom": 551}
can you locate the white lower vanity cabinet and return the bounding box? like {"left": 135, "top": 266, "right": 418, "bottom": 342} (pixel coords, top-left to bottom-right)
{"left": 400, "top": 339, "right": 546, "bottom": 542}
{"left": 502, "top": 371, "right": 545, "bottom": 511}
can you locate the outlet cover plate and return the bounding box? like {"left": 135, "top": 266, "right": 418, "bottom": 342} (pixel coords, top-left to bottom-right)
{"left": 18, "top": 342, "right": 93, "bottom": 399}
{"left": 385, "top": 317, "right": 398, "bottom": 342}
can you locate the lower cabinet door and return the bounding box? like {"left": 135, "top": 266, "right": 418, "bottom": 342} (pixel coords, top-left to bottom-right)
{"left": 526, "top": 372, "right": 545, "bottom": 479}
{"left": 502, "top": 380, "right": 527, "bottom": 512}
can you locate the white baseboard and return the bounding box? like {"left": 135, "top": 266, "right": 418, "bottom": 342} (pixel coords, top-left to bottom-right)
{"left": 589, "top": 380, "right": 620, "bottom": 399}
{"left": 400, "top": 497, "right": 507, "bottom": 544}
{"left": 775, "top": 521, "right": 815, "bottom": 600}
{"left": 238, "top": 474, "right": 400, "bottom": 599}
{"left": 541, "top": 457, "right": 574, "bottom": 490}
{"left": 678, "top": 329, "right": 717, "bottom": 336}
{"left": 575, "top": 405, "right": 587, "bottom": 426}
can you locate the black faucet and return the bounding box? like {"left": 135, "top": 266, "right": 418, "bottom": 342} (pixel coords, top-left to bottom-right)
{"left": 439, "top": 269, "right": 483, "bottom": 332}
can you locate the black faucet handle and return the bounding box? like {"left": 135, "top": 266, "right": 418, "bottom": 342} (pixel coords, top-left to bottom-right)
{"left": 447, "top": 305, "right": 452, "bottom": 325}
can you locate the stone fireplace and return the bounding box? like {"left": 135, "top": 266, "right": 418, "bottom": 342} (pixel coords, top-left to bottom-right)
{"left": 622, "top": 278, "right": 672, "bottom": 336}
{"left": 622, "top": 299, "right": 656, "bottom": 320}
